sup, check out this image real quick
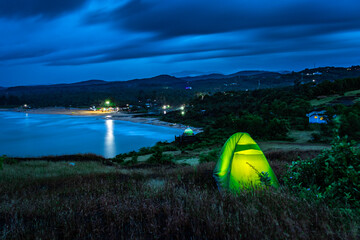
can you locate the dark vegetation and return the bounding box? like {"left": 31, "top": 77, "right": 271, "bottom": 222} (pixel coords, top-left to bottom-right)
{"left": 146, "top": 147, "right": 174, "bottom": 164}
{"left": 113, "top": 142, "right": 179, "bottom": 164}
{"left": 162, "top": 76, "right": 360, "bottom": 141}
{"left": 310, "top": 103, "right": 360, "bottom": 142}
{"left": 0, "top": 155, "right": 4, "bottom": 170}
{"left": 284, "top": 136, "right": 360, "bottom": 209}
{"left": 199, "top": 148, "right": 221, "bottom": 163}
{"left": 1, "top": 143, "right": 359, "bottom": 239}
{"left": 11, "top": 153, "right": 106, "bottom": 162}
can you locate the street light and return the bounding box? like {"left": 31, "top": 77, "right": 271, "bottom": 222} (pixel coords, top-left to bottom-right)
{"left": 105, "top": 101, "right": 110, "bottom": 105}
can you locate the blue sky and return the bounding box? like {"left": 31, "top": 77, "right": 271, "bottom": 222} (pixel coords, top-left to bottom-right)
{"left": 1, "top": 0, "right": 360, "bottom": 87}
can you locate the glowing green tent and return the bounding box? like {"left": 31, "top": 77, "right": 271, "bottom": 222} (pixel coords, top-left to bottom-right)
{"left": 183, "top": 128, "right": 194, "bottom": 136}
{"left": 213, "top": 132, "right": 279, "bottom": 191}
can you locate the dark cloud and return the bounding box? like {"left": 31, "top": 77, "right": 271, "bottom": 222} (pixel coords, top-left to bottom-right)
{"left": 43, "top": 21, "right": 360, "bottom": 66}
{"left": 0, "top": 0, "right": 88, "bottom": 19}
{"left": 85, "top": 0, "right": 360, "bottom": 38}
{"left": 1, "top": 0, "right": 360, "bottom": 87}
{"left": 75, "top": 0, "right": 360, "bottom": 66}
{"left": 41, "top": 24, "right": 360, "bottom": 66}
{"left": 0, "top": 47, "right": 55, "bottom": 61}
{"left": 45, "top": 40, "right": 231, "bottom": 65}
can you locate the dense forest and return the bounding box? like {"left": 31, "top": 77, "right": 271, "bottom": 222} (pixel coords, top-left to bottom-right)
{"left": 162, "top": 76, "right": 360, "bottom": 141}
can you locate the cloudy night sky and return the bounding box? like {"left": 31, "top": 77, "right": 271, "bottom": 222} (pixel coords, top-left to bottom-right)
{"left": 1, "top": 0, "right": 360, "bottom": 87}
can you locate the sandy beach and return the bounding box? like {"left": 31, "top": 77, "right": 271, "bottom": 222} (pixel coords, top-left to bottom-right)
{"left": 10, "top": 107, "right": 111, "bottom": 116}
{"left": 5, "top": 107, "right": 202, "bottom": 132}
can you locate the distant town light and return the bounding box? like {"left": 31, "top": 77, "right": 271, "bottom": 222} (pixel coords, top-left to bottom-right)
{"left": 163, "top": 111, "right": 167, "bottom": 114}
{"left": 24, "top": 104, "right": 27, "bottom": 107}
{"left": 162, "top": 105, "right": 167, "bottom": 109}
{"left": 181, "top": 111, "right": 185, "bottom": 116}
{"left": 180, "top": 105, "right": 185, "bottom": 110}
{"left": 106, "top": 101, "right": 110, "bottom": 105}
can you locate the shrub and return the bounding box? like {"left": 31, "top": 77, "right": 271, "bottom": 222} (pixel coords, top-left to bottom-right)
{"left": 120, "top": 155, "right": 138, "bottom": 166}
{"left": 284, "top": 136, "right": 359, "bottom": 209}
{"left": 147, "top": 148, "right": 174, "bottom": 164}
{"left": 0, "top": 155, "right": 4, "bottom": 170}
{"left": 113, "top": 143, "right": 178, "bottom": 164}
{"left": 339, "top": 110, "right": 360, "bottom": 140}
{"left": 4, "top": 157, "right": 18, "bottom": 165}
{"left": 113, "top": 153, "right": 126, "bottom": 163}
{"left": 160, "top": 144, "right": 179, "bottom": 152}
{"left": 233, "top": 114, "right": 265, "bottom": 138}
{"left": 0, "top": 155, "right": 16, "bottom": 169}
{"left": 199, "top": 149, "right": 220, "bottom": 163}
{"left": 130, "top": 155, "right": 138, "bottom": 164}
{"left": 138, "top": 147, "right": 152, "bottom": 155}
{"left": 266, "top": 118, "right": 290, "bottom": 140}
{"left": 184, "top": 144, "right": 195, "bottom": 151}
{"left": 310, "top": 133, "right": 322, "bottom": 142}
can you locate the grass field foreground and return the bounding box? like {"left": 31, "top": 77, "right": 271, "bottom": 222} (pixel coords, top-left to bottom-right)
{"left": 0, "top": 149, "right": 359, "bottom": 239}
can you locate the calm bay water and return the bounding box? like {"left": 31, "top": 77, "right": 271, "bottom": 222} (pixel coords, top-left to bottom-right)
{"left": 0, "top": 111, "right": 183, "bottom": 158}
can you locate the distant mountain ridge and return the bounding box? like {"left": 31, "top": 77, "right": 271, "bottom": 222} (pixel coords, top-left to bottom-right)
{"left": 180, "top": 70, "right": 275, "bottom": 81}
{"left": 2, "top": 71, "right": 286, "bottom": 95}
{"left": 3, "top": 66, "right": 360, "bottom": 90}
{"left": 69, "top": 80, "right": 107, "bottom": 86}
{"left": 1, "top": 65, "right": 360, "bottom": 107}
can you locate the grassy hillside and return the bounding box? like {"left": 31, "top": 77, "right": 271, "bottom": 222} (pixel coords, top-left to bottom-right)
{"left": 310, "top": 89, "right": 360, "bottom": 107}
{"left": 1, "top": 146, "right": 359, "bottom": 239}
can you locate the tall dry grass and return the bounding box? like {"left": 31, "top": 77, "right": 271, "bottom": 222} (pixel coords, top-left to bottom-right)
{"left": 0, "top": 157, "right": 358, "bottom": 239}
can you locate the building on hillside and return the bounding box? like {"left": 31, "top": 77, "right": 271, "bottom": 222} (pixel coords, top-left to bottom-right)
{"left": 306, "top": 110, "right": 327, "bottom": 124}
{"left": 313, "top": 71, "right": 322, "bottom": 75}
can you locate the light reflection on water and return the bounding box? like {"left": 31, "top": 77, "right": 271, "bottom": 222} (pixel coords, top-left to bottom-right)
{"left": 24, "top": 113, "right": 29, "bottom": 127}
{"left": 0, "top": 111, "right": 184, "bottom": 158}
{"left": 105, "top": 119, "right": 115, "bottom": 158}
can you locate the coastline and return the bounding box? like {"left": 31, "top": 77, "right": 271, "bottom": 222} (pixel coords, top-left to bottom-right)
{"left": 2, "top": 107, "right": 202, "bottom": 132}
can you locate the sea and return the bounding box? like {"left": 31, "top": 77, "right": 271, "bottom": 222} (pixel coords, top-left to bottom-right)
{"left": 0, "top": 111, "right": 183, "bottom": 158}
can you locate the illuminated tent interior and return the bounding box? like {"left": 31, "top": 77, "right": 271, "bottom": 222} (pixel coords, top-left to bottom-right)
{"left": 183, "top": 128, "right": 194, "bottom": 136}
{"left": 213, "top": 132, "right": 279, "bottom": 191}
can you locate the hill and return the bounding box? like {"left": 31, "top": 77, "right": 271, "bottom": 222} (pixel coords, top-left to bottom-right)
{"left": 1, "top": 65, "right": 360, "bottom": 107}
{"left": 180, "top": 70, "right": 273, "bottom": 81}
